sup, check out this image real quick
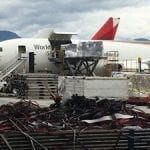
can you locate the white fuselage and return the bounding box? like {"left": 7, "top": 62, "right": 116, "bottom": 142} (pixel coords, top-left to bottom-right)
{"left": 101, "top": 40, "right": 150, "bottom": 70}
{"left": 102, "top": 40, "right": 150, "bottom": 60}
{"left": 0, "top": 38, "right": 150, "bottom": 74}
{"left": 0, "top": 38, "right": 62, "bottom": 73}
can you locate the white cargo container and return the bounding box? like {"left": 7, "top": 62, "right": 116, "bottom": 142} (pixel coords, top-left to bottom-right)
{"left": 58, "top": 76, "right": 129, "bottom": 99}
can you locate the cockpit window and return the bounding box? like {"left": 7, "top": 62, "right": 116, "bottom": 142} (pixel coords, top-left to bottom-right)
{"left": 0, "top": 47, "right": 3, "bottom": 52}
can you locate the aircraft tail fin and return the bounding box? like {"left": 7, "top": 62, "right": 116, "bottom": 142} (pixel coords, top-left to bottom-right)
{"left": 91, "top": 17, "right": 120, "bottom": 40}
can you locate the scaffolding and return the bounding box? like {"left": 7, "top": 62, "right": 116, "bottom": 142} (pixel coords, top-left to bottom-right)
{"left": 63, "top": 56, "right": 100, "bottom": 76}
{"left": 61, "top": 41, "right": 103, "bottom": 76}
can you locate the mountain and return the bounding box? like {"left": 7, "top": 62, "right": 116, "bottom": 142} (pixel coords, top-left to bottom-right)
{"left": 0, "top": 31, "right": 21, "bottom": 42}
{"left": 134, "top": 38, "right": 150, "bottom": 41}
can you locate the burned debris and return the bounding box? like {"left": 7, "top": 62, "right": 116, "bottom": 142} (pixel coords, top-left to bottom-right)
{"left": 0, "top": 95, "right": 150, "bottom": 133}
{"left": 0, "top": 96, "right": 150, "bottom": 149}
{"left": 0, "top": 73, "right": 28, "bottom": 98}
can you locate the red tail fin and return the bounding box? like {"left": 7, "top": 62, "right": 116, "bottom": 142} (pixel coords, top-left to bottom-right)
{"left": 91, "top": 17, "right": 120, "bottom": 40}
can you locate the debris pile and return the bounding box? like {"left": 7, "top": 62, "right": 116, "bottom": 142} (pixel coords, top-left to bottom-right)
{"left": 1, "top": 73, "right": 28, "bottom": 98}
{"left": 0, "top": 95, "right": 150, "bottom": 132}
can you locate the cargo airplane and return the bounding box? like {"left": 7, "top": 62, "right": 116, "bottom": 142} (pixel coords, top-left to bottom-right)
{"left": 0, "top": 17, "right": 149, "bottom": 78}
{"left": 0, "top": 17, "right": 120, "bottom": 77}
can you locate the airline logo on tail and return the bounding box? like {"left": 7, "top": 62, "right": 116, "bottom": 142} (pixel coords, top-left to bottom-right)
{"left": 91, "top": 17, "right": 120, "bottom": 40}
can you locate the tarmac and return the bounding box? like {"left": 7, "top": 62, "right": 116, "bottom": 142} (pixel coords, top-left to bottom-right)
{"left": 0, "top": 96, "right": 54, "bottom": 107}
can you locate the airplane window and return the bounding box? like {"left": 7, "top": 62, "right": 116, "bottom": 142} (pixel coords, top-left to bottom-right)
{"left": 0, "top": 47, "right": 3, "bottom": 52}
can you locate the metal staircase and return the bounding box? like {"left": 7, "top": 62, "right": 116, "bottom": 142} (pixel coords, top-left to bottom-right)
{"left": 0, "top": 56, "right": 26, "bottom": 80}
{"left": 25, "top": 73, "right": 58, "bottom": 100}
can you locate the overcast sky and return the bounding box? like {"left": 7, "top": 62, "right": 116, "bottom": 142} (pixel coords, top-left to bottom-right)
{"left": 0, "top": 0, "right": 150, "bottom": 40}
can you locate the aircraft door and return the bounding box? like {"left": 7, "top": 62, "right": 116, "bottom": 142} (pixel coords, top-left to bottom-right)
{"left": 29, "top": 52, "right": 35, "bottom": 73}
{"left": 0, "top": 47, "right": 3, "bottom": 62}
{"left": 18, "top": 45, "right": 26, "bottom": 59}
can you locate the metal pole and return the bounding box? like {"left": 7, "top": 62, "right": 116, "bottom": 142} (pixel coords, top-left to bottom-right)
{"left": 128, "top": 129, "right": 134, "bottom": 150}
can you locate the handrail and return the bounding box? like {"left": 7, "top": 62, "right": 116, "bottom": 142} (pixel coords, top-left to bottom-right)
{"left": 0, "top": 57, "right": 26, "bottom": 80}
{"left": 2, "top": 54, "right": 21, "bottom": 70}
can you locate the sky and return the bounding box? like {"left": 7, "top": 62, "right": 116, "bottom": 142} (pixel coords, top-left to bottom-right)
{"left": 0, "top": 0, "right": 150, "bottom": 40}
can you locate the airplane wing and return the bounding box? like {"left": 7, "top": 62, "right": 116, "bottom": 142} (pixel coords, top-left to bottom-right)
{"left": 49, "top": 31, "right": 78, "bottom": 41}
{"left": 34, "top": 28, "right": 77, "bottom": 40}
{"left": 109, "top": 39, "right": 150, "bottom": 45}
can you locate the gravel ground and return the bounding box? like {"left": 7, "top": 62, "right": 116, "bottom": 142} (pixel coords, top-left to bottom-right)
{"left": 0, "top": 97, "right": 54, "bottom": 107}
